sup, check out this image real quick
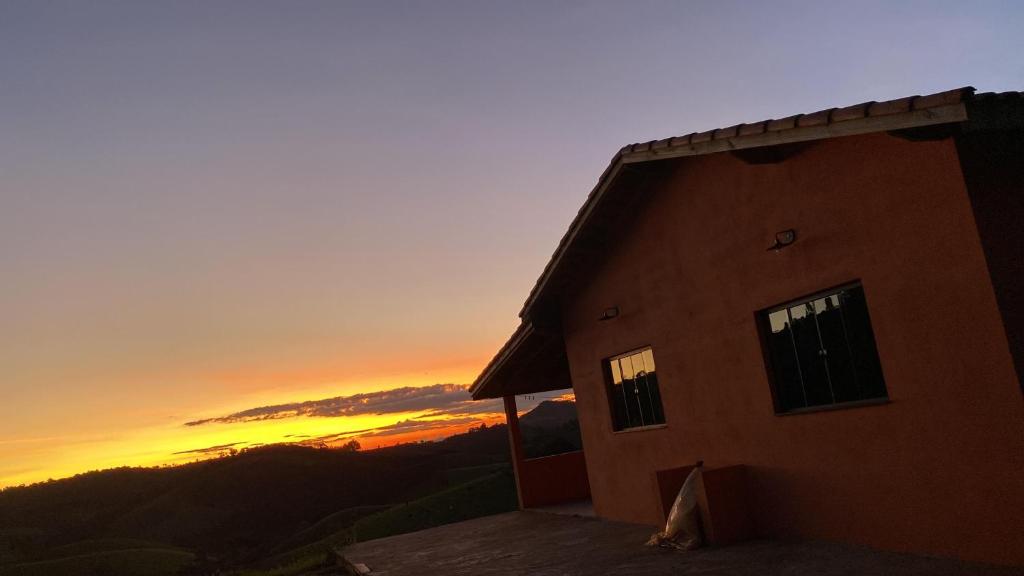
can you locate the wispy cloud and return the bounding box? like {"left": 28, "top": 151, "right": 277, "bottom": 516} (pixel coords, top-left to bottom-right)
{"left": 171, "top": 414, "right": 496, "bottom": 457}
{"left": 317, "top": 415, "right": 486, "bottom": 442}
{"left": 173, "top": 442, "right": 244, "bottom": 456}
{"left": 184, "top": 383, "right": 502, "bottom": 427}
{"left": 360, "top": 416, "right": 483, "bottom": 438}
{"left": 170, "top": 384, "right": 506, "bottom": 457}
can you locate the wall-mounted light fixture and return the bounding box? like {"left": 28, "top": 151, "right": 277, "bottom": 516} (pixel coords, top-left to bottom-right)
{"left": 768, "top": 229, "right": 797, "bottom": 252}
{"left": 598, "top": 306, "right": 619, "bottom": 322}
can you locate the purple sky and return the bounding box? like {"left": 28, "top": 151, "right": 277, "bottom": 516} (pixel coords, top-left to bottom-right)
{"left": 1, "top": 0, "right": 1022, "bottom": 485}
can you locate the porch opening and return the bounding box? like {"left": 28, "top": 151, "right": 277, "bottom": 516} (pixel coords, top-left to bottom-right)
{"left": 504, "top": 391, "right": 591, "bottom": 510}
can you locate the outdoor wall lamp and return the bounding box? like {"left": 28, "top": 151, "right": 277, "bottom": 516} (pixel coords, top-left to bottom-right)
{"left": 598, "top": 306, "right": 619, "bottom": 322}
{"left": 768, "top": 229, "right": 797, "bottom": 251}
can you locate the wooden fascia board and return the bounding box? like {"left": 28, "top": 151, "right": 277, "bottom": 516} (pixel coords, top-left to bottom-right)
{"left": 620, "top": 104, "right": 968, "bottom": 164}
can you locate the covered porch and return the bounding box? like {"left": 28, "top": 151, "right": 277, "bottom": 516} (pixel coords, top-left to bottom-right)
{"left": 470, "top": 321, "right": 591, "bottom": 510}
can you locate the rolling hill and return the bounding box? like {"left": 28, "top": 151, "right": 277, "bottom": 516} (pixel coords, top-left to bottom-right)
{"left": 0, "top": 400, "right": 580, "bottom": 575}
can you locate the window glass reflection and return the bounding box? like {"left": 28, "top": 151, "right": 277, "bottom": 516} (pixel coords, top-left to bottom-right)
{"left": 760, "top": 284, "right": 887, "bottom": 413}
{"left": 606, "top": 348, "right": 666, "bottom": 431}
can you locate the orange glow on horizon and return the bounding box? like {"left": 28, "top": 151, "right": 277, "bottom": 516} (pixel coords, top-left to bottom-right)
{"left": 0, "top": 359, "right": 506, "bottom": 489}
{"left": 331, "top": 413, "right": 507, "bottom": 451}
{"left": 0, "top": 407, "right": 507, "bottom": 489}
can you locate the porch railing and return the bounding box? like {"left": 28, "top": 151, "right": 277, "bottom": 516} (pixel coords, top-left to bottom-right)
{"left": 519, "top": 450, "right": 590, "bottom": 509}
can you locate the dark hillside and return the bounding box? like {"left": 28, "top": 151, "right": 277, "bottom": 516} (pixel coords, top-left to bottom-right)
{"left": 0, "top": 441, "right": 505, "bottom": 564}
{"left": 0, "top": 400, "right": 578, "bottom": 573}
{"left": 0, "top": 424, "right": 512, "bottom": 566}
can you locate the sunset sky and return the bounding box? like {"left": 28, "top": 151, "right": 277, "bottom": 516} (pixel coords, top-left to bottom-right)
{"left": 2, "top": 1, "right": 1022, "bottom": 487}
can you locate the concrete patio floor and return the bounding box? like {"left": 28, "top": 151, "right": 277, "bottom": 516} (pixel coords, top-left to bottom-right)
{"left": 341, "top": 511, "right": 1024, "bottom": 576}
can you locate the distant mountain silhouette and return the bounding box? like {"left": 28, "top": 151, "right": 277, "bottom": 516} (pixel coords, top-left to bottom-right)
{"left": 519, "top": 400, "right": 578, "bottom": 429}
{"left": 518, "top": 400, "right": 582, "bottom": 459}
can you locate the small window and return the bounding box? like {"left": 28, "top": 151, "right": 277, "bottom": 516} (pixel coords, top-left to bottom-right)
{"left": 605, "top": 347, "right": 665, "bottom": 431}
{"left": 759, "top": 283, "right": 887, "bottom": 414}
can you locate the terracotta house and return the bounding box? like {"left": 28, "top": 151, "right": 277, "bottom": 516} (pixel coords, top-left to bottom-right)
{"left": 470, "top": 87, "right": 1024, "bottom": 565}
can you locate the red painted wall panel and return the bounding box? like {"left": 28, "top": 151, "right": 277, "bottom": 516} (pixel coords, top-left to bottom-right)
{"left": 519, "top": 451, "right": 591, "bottom": 509}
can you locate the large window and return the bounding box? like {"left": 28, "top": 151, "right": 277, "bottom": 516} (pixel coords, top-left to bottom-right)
{"left": 759, "top": 283, "right": 887, "bottom": 414}
{"left": 605, "top": 347, "right": 665, "bottom": 431}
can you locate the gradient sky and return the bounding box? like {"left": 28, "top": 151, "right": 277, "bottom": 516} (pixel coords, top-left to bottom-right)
{"left": 1, "top": 0, "right": 1022, "bottom": 487}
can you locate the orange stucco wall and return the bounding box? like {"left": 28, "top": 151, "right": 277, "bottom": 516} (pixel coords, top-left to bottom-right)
{"left": 561, "top": 132, "right": 1024, "bottom": 565}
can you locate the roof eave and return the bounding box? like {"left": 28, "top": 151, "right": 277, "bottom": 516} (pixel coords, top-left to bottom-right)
{"left": 469, "top": 322, "right": 534, "bottom": 400}
{"left": 517, "top": 90, "right": 973, "bottom": 320}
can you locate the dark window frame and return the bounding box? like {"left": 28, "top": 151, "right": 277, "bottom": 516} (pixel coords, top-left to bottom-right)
{"left": 602, "top": 346, "right": 667, "bottom": 432}
{"left": 757, "top": 281, "right": 889, "bottom": 415}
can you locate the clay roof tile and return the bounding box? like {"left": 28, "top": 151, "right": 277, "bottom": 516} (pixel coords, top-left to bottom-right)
{"left": 713, "top": 125, "right": 742, "bottom": 139}
{"left": 831, "top": 101, "right": 874, "bottom": 123}
{"left": 766, "top": 115, "right": 801, "bottom": 132}
{"left": 870, "top": 96, "right": 916, "bottom": 116}
{"left": 690, "top": 130, "right": 715, "bottom": 144}
{"left": 651, "top": 138, "right": 673, "bottom": 151}
{"left": 797, "top": 108, "right": 835, "bottom": 127}
{"left": 913, "top": 87, "right": 974, "bottom": 110}
{"left": 633, "top": 141, "right": 654, "bottom": 153}
{"left": 738, "top": 121, "right": 768, "bottom": 136}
